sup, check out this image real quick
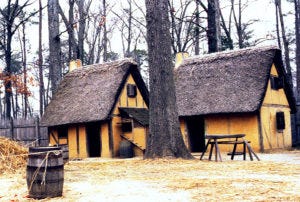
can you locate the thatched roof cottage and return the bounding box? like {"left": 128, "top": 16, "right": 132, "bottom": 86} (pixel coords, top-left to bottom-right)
{"left": 42, "top": 59, "right": 149, "bottom": 158}
{"left": 175, "top": 46, "right": 296, "bottom": 152}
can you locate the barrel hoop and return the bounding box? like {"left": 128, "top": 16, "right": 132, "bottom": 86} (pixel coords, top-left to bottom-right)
{"left": 28, "top": 179, "right": 64, "bottom": 184}
{"left": 27, "top": 165, "right": 64, "bottom": 170}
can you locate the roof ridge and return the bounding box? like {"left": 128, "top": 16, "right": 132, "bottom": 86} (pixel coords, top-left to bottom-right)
{"left": 67, "top": 58, "right": 137, "bottom": 76}
{"left": 181, "top": 45, "right": 279, "bottom": 66}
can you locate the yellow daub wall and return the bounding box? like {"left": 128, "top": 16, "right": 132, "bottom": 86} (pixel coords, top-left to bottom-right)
{"left": 101, "top": 122, "right": 111, "bottom": 158}
{"left": 118, "top": 74, "right": 146, "bottom": 108}
{"left": 122, "top": 127, "right": 147, "bottom": 150}
{"left": 68, "top": 127, "right": 77, "bottom": 158}
{"left": 111, "top": 73, "right": 148, "bottom": 157}
{"left": 49, "top": 130, "right": 67, "bottom": 145}
{"left": 205, "top": 114, "right": 260, "bottom": 152}
{"left": 49, "top": 130, "right": 58, "bottom": 145}
{"left": 50, "top": 122, "right": 112, "bottom": 159}
{"left": 260, "top": 64, "right": 292, "bottom": 150}
{"left": 67, "top": 125, "right": 88, "bottom": 158}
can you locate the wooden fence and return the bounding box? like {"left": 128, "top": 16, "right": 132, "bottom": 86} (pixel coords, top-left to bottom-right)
{"left": 0, "top": 118, "right": 48, "bottom": 147}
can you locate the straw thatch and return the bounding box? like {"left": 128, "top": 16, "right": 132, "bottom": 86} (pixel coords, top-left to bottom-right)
{"left": 42, "top": 58, "right": 149, "bottom": 127}
{"left": 0, "top": 137, "right": 28, "bottom": 174}
{"left": 175, "top": 46, "right": 296, "bottom": 117}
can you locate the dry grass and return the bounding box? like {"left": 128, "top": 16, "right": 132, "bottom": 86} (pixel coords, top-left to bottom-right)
{"left": 1, "top": 151, "right": 300, "bottom": 201}
{"left": 0, "top": 137, "right": 28, "bottom": 174}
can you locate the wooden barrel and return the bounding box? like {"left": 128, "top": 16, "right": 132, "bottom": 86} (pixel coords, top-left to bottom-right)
{"left": 26, "top": 146, "right": 64, "bottom": 199}
{"left": 119, "top": 140, "right": 134, "bottom": 158}
{"left": 59, "top": 144, "right": 69, "bottom": 164}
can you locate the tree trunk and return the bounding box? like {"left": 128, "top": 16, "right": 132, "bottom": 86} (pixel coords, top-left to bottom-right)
{"left": 295, "top": 0, "right": 300, "bottom": 98}
{"left": 102, "top": 0, "right": 108, "bottom": 62}
{"left": 231, "top": 0, "right": 243, "bottom": 48}
{"left": 39, "top": 0, "right": 45, "bottom": 116}
{"left": 220, "top": 5, "right": 234, "bottom": 50}
{"left": 68, "top": 0, "right": 77, "bottom": 61}
{"left": 276, "top": 0, "right": 292, "bottom": 84}
{"left": 48, "top": 0, "right": 62, "bottom": 93}
{"left": 207, "top": 0, "right": 221, "bottom": 53}
{"left": 4, "top": 26, "right": 13, "bottom": 119}
{"left": 126, "top": 0, "right": 132, "bottom": 57}
{"left": 275, "top": 2, "right": 282, "bottom": 50}
{"left": 77, "top": 0, "right": 87, "bottom": 63}
{"left": 195, "top": 1, "right": 200, "bottom": 55}
{"left": 145, "top": 0, "right": 193, "bottom": 159}
{"left": 22, "top": 23, "right": 28, "bottom": 118}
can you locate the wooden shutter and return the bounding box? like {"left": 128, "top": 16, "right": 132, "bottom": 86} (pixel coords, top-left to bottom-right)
{"left": 271, "top": 76, "right": 284, "bottom": 90}
{"left": 127, "top": 84, "right": 137, "bottom": 98}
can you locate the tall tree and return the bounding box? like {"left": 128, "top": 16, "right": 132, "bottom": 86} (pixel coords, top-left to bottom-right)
{"left": 58, "top": 0, "right": 77, "bottom": 62}
{"left": 169, "top": 0, "right": 197, "bottom": 53}
{"left": 77, "top": 0, "right": 88, "bottom": 63}
{"left": 207, "top": 0, "right": 221, "bottom": 53}
{"left": 275, "top": 0, "right": 282, "bottom": 50}
{"left": 219, "top": 2, "right": 234, "bottom": 50}
{"left": 102, "top": 0, "right": 108, "bottom": 62}
{"left": 48, "top": 0, "right": 62, "bottom": 93}
{"left": 21, "top": 23, "right": 28, "bottom": 118}
{"left": 275, "top": 0, "right": 292, "bottom": 83}
{"left": 38, "top": 0, "right": 45, "bottom": 116}
{"left": 145, "top": 0, "right": 193, "bottom": 158}
{"left": 194, "top": 1, "right": 201, "bottom": 55}
{"left": 112, "top": 0, "right": 147, "bottom": 58}
{"left": 295, "top": 0, "right": 300, "bottom": 98}
{"left": 0, "top": 0, "right": 37, "bottom": 118}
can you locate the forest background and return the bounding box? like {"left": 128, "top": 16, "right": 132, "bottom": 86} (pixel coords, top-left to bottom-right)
{"left": 0, "top": 0, "right": 298, "bottom": 119}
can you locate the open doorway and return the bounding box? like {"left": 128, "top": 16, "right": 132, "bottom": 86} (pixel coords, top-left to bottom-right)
{"left": 186, "top": 116, "right": 205, "bottom": 152}
{"left": 86, "top": 122, "right": 101, "bottom": 157}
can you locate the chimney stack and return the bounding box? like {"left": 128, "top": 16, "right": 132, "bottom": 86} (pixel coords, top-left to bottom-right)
{"left": 69, "top": 59, "right": 82, "bottom": 72}
{"left": 175, "top": 52, "right": 189, "bottom": 68}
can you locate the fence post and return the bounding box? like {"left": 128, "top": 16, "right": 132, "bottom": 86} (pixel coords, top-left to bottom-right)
{"left": 10, "top": 119, "right": 14, "bottom": 140}
{"left": 35, "top": 117, "right": 41, "bottom": 146}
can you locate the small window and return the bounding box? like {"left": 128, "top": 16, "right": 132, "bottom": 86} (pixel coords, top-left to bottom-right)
{"left": 276, "top": 112, "right": 285, "bottom": 130}
{"left": 122, "top": 121, "right": 132, "bottom": 133}
{"left": 127, "top": 84, "right": 137, "bottom": 98}
{"left": 270, "top": 76, "right": 284, "bottom": 90}
{"left": 57, "top": 127, "right": 68, "bottom": 138}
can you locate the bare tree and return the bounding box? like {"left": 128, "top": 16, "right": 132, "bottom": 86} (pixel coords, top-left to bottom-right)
{"left": 0, "top": 0, "right": 38, "bottom": 118}
{"left": 275, "top": 0, "right": 292, "bottom": 83}
{"left": 39, "top": 0, "right": 45, "bottom": 116}
{"left": 194, "top": 1, "right": 201, "bottom": 55}
{"left": 102, "top": 0, "right": 108, "bottom": 62}
{"left": 48, "top": 0, "right": 62, "bottom": 93}
{"left": 219, "top": 2, "right": 234, "bottom": 50}
{"left": 168, "top": 0, "right": 208, "bottom": 55}
{"left": 145, "top": 0, "right": 193, "bottom": 158}
{"left": 112, "top": 0, "right": 147, "bottom": 58}
{"left": 295, "top": 0, "right": 300, "bottom": 98}
{"left": 21, "top": 23, "right": 27, "bottom": 118}
{"left": 207, "top": 0, "right": 221, "bottom": 52}
{"left": 77, "top": 0, "right": 89, "bottom": 63}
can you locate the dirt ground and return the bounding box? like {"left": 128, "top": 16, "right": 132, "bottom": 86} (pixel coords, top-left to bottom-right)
{"left": 1, "top": 150, "right": 300, "bottom": 202}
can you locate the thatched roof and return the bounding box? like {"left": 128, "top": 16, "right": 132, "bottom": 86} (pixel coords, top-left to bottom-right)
{"left": 175, "top": 46, "right": 296, "bottom": 117}
{"left": 119, "top": 107, "right": 149, "bottom": 126}
{"left": 42, "top": 58, "right": 149, "bottom": 127}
